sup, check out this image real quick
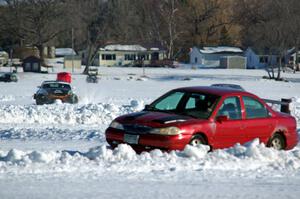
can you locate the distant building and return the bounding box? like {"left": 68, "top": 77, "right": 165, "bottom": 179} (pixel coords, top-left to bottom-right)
{"left": 220, "top": 56, "right": 247, "bottom": 69}
{"left": 189, "top": 46, "right": 244, "bottom": 67}
{"left": 244, "top": 47, "right": 279, "bottom": 69}
{"left": 80, "top": 44, "right": 167, "bottom": 67}
{"left": 22, "top": 56, "right": 42, "bottom": 72}
{"left": 286, "top": 48, "right": 300, "bottom": 70}
{"left": 64, "top": 55, "right": 82, "bottom": 69}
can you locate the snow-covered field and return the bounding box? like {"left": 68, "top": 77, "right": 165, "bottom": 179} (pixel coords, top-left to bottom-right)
{"left": 0, "top": 66, "right": 300, "bottom": 199}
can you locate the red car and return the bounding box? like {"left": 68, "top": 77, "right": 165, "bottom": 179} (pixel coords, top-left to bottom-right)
{"left": 105, "top": 86, "right": 298, "bottom": 151}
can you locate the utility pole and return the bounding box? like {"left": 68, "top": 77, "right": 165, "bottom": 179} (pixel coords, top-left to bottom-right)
{"left": 71, "top": 28, "right": 74, "bottom": 73}
{"left": 10, "top": 49, "right": 13, "bottom": 73}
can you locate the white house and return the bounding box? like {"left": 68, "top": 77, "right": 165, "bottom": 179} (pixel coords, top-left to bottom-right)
{"left": 245, "top": 47, "right": 278, "bottom": 69}
{"left": 80, "top": 44, "right": 166, "bottom": 67}
{"left": 189, "top": 46, "right": 244, "bottom": 67}
{"left": 286, "top": 48, "right": 300, "bottom": 69}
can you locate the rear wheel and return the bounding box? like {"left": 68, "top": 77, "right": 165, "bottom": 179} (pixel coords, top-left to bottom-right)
{"left": 70, "top": 95, "right": 78, "bottom": 104}
{"left": 189, "top": 134, "right": 207, "bottom": 147}
{"left": 268, "top": 133, "right": 285, "bottom": 150}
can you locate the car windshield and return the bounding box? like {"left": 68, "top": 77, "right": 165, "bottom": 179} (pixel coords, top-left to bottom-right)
{"left": 147, "top": 91, "right": 220, "bottom": 119}
{"left": 42, "top": 83, "right": 71, "bottom": 90}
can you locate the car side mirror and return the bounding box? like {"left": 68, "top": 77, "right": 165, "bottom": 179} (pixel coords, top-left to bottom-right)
{"left": 144, "top": 104, "right": 150, "bottom": 110}
{"left": 216, "top": 115, "right": 229, "bottom": 123}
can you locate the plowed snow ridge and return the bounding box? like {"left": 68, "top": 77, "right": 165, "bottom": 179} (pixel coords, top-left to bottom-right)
{"left": 0, "top": 101, "right": 143, "bottom": 125}
{"left": 0, "top": 99, "right": 299, "bottom": 125}
{"left": 0, "top": 140, "right": 299, "bottom": 176}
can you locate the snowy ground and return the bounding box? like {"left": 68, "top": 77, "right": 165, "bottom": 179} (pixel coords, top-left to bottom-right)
{"left": 0, "top": 66, "right": 300, "bottom": 199}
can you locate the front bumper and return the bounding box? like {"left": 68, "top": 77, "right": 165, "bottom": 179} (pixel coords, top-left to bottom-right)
{"left": 34, "top": 94, "right": 72, "bottom": 103}
{"left": 105, "top": 127, "right": 191, "bottom": 151}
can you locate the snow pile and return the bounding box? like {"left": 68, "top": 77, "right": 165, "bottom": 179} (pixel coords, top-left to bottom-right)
{"left": 0, "top": 127, "right": 105, "bottom": 141}
{"left": 0, "top": 100, "right": 144, "bottom": 126}
{"left": 1, "top": 140, "right": 299, "bottom": 176}
{"left": 0, "top": 95, "right": 15, "bottom": 102}
{"left": 0, "top": 149, "right": 57, "bottom": 164}
{"left": 291, "top": 98, "right": 300, "bottom": 125}
{"left": 183, "top": 144, "right": 210, "bottom": 159}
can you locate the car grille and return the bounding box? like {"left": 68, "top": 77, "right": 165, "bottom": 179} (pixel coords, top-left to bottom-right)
{"left": 123, "top": 124, "right": 152, "bottom": 135}
{"left": 50, "top": 93, "right": 67, "bottom": 97}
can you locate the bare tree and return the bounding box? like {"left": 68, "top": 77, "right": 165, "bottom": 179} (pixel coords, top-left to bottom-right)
{"left": 2, "top": 0, "right": 65, "bottom": 65}
{"left": 68, "top": 0, "right": 111, "bottom": 74}
{"left": 236, "top": 0, "right": 299, "bottom": 80}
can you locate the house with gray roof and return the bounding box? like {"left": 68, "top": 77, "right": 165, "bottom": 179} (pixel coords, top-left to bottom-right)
{"left": 189, "top": 46, "right": 244, "bottom": 68}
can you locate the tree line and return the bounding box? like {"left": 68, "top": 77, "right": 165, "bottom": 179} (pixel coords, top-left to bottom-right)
{"left": 0, "top": 0, "right": 299, "bottom": 73}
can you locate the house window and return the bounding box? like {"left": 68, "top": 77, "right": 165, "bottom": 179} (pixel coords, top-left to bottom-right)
{"left": 102, "top": 54, "right": 116, "bottom": 60}
{"left": 276, "top": 57, "right": 285, "bottom": 63}
{"left": 137, "top": 54, "right": 149, "bottom": 61}
{"left": 125, "top": 54, "right": 136, "bottom": 60}
{"left": 195, "top": 57, "right": 198, "bottom": 63}
{"left": 259, "top": 56, "right": 268, "bottom": 63}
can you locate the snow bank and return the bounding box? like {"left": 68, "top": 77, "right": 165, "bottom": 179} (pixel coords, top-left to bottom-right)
{"left": 0, "top": 127, "right": 105, "bottom": 141}
{"left": 0, "top": 100, "right": 144, "bottom": 126}
{"left": 0, "top": 98, "right": 299, "bottom": 126}
{"left": 0, "top": 95, "right": 15, "bottom": 102}
{"left": 291, "top": 98, "right": 300, "bottom": 125}
{"left": 0, "top": 140, "right": 299, "bottom": 176}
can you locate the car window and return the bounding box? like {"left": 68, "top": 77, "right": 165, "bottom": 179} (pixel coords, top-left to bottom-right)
{"left": 182, "top": 93, "right": 219, "bottom": 119}
{"left": 154, "top": 92, "right": 185, "bottom": 111}
{"left": 217, "top": 97, "right": 242, "bottom": 120}
{"left": 185, "top": 94, "right": 206, "bottom": 109}
{"left": 243, "top": 96, "right": 269, "bottom": 119}
{"left": 42, "top": 83, "right": 71, "bottom": 90}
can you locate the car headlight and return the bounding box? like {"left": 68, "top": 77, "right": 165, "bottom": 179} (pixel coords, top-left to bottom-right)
{"left": 150, "top": 126, "right": 181, "bottom": 136}
{"left": 109, "top": 121, "right": 124, "bottom": 130}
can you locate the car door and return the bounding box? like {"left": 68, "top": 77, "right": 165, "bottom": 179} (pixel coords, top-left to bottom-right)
{"left": 214, "top": 96, "right": 245, "bottom": 149}
{"left": 241, "top": 96, "right": 275, "bottom": 144}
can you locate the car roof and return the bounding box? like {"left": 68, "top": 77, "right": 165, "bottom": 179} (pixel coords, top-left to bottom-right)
{"left": 210, "top": 84, "right": 245, "bottom": 91}
{"left": 173, "top": 86, "right": 253, "bottom": 97}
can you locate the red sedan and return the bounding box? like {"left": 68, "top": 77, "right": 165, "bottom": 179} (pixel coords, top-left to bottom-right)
{"left": 105, "top": 86, "right": 298, "bottom": 151}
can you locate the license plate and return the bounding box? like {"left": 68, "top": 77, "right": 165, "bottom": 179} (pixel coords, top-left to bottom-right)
{"left": 124, "top": 134, "right": 139, "bottom": 145}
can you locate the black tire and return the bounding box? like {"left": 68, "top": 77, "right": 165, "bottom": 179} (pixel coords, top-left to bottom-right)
{"left": 36, "top": 99, "right": 44, "bottom": 105}
{"left": 267, "top": 133, "right": 286, "bottom": 150}
{"left": 189, "top": 134, "right": 207, "bottom": 147}
{"left": 70, "top": 95, "right": 78, "bottom": 104}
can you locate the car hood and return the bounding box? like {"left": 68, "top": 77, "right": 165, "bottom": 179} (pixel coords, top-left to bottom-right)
{"left": 117, "top": 111, "right": 200, "bottom": 128}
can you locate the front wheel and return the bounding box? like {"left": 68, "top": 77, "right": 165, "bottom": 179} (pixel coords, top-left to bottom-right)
{"left": 189, "top": 134, "right": 207, "bottom": 147}
{"left": 267, "top": 134, "right": 285, "bottom": 150}
{"left": 36, "top": 99, "right": 44, "bottom": 105}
